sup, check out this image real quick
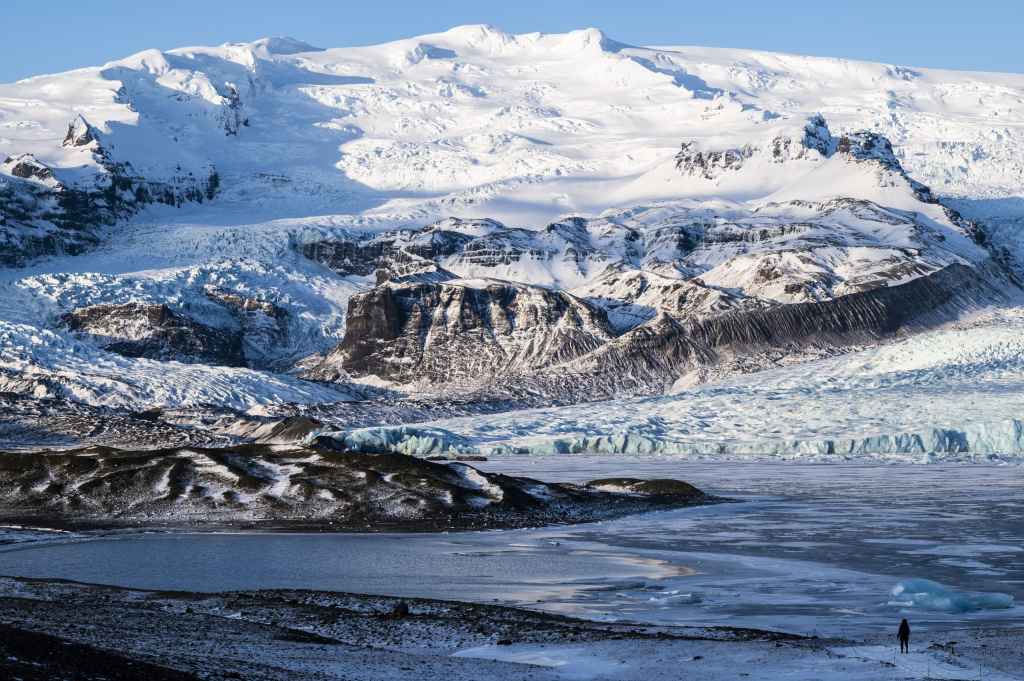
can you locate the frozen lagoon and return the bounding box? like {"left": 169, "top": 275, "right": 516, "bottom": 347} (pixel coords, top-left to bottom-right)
{"left": 0, "top": 461, "right": 1019, "bottom": 638}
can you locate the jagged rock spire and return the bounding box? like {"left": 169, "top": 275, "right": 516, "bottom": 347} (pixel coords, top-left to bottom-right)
{"left": 62, "top": 114, "right": 97, "bottom": 148}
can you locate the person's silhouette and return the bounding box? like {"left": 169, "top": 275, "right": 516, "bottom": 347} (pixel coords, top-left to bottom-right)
{"left": 897, "top": 618, "right": 910, "bottom": 654}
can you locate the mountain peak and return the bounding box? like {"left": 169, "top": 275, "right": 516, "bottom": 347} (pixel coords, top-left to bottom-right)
{"left": 439, "top": 24, "right": 516, "bottom": 49}
{"left": 555, "top": 27, "right": 624, "bottom": 53}
{"left": 62, "top": 114, "right": 98, "bottom": 148}
{"left": 248, "top": 36, "right": 323, "bottom": 55}
{"left": 434, "top": 24, "right": 624, "bottom": 56}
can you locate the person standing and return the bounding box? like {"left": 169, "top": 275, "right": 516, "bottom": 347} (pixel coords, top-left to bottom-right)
{"left": 897, "top": 618, "right": 911, "bottom": 654}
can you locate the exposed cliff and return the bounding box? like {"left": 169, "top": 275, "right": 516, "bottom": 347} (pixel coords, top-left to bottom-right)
{"left": 307, "top": 260, "right": 1001, "bottom": 401}
{"left": 306, "top": 280, "right": 614, "bottom": 385}
{"left": 61, "top": 303, "right": 245, "bottom": 366}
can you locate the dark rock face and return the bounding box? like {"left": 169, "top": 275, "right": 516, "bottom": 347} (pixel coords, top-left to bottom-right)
{"left": 377, "top": 261, "right": 457, "bottom": 285}
{"left": 564, "top": 262, "right": 998, "bottom": 396}
{"left": 62, "top": 115, "right": 98, "bottom": 148}
{"left": 2, "top": 126, "right": 221, "bottom": 267}
{"left": 301, "top": 225, "right": 476, "bottom": 282}
{"left": 203, "top": 286, "right": 289, "bottom": 369}
{"left": 219, "top": 83, "right": 247, "bottom": 136}
{"left": 675, "top": 141, "right": 755, "bottom": 179}
{"left": 317, "top": 263, "right": 996, "bottom": 400}
{"left": 680, "top": 263, "right": 989, "bottom": 351}
{"left": 1, "top": 167, "right": 221, "bottom": 267}
{"left": 307, "top": 281, "right": 614, "bottom": 385}
{"left": 61, "top": 303, "right": 245, "bottom": 366}
{"left": 6, "top": 154, "right": 54, "bottom": 181}
{"left": 675, "top": 116, "right": 837, "bottom": 179}
{"left": 795, "top": 113, "right": 834, "bottom": 156}
{"left": 0, "top": 175, "right": 101, "bottom": 266}
{"left": 675, "top": 114, "right": 922, "bottom": 183}
{"left": 302, "top": 237, "right": 397, "bottom": 277}
{"left": 301, "top": 217, "right": 624, "bottom": 287}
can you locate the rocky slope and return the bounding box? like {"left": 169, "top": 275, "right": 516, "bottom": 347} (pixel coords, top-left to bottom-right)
{"left": 306, "top": 279, "right": 614, "bottom": 385}
{"left": 61, "top": 302, "right": 246, "bottom": 366}
{"left": 1, "top": 125, "right": 218, "bottom": 266}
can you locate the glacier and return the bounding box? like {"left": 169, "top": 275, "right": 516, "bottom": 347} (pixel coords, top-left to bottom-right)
{"left": 378, "top": 308, "right": 1024, "bottom": 461}
{"left": 306, "top": 425, "right": 475, "bottom": 457}
{"left": 2, "top": 25, "right": 1024, "bottom": 458}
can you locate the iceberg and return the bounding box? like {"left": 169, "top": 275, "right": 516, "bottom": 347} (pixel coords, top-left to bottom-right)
{"left": 888, "top": 578, "right": 1014, "bottom": 613}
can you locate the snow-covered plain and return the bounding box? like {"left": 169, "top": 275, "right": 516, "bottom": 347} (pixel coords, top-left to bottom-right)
{"left": 2, "top": 25, "right": 1024, "bottom": 455}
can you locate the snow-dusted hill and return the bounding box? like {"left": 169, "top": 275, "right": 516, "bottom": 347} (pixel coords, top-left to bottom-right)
{"left": 2, "top": 26, "right": 1024, "bottom": 456}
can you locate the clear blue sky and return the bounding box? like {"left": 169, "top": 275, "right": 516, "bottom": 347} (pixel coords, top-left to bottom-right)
{"left": 4, "top": 0, "right": 1022, "bottom": 82}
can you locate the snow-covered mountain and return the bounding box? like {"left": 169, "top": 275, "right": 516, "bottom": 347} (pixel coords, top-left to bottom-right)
{"left": 2, "top": 26, "right": 1024, "bottom": 455}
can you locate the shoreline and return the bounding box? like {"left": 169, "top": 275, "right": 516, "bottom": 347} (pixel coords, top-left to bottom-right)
{"left": 1, "top": 575, "right": 1019, "bottom": 681}
{"left": 0, "top": 497, "right": 730, "bottom": 535}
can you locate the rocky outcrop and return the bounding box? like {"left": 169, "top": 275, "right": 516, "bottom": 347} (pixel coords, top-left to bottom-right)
{"left": 675, "top": 142, "right": 756, "bottom": 180}
{"left": 675, "top": 115, "right": 835, "bottom": 179}
{"left": 218, "top": 83, "right": 248, "bottom": 136}
{"left": 1, "top": 162, "right": 221, "bottom": 267}
{"left": 561, "top": 262, "right": 999, "bottom": 396}
{"left": 0, "top": 174, "right": 100, "bottom": 266}
{"left": 61, "top": 303, "right": 245, "bottom": 366}
{"left": 299, "top": 217, "right": 630, "bottom": 288}
{"left": 306, "top": 280, "right": 614, "bottom": 385}
{"left": 203, "top": 286, "right": 289, "bottom": 369}
{"left": 574, "top": 265, "right": 754, "bottom": 332}
{"left": 2, "top": 116, "right": 221, "bottom": 267}
{"left": 674, "top": 114, "right": 928, "bottom": 188}
{"left": 62, "top": 115, "right": 98, "bottom": 148}
{"left": 316, "top": 262, "right": 997, "bottom": 400}
{"left": 680, "top": 263, "right": 991, "bottom": 351}
{"left": 301, "top": 224, "right": 476, "bottom": 279}
{"left": 4, "top": 154, "right": 55, "bottom": 181}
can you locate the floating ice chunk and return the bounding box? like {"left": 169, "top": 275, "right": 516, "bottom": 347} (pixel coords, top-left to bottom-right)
{"left": 888, "top": 578, "right": 1014, "bottom": 613}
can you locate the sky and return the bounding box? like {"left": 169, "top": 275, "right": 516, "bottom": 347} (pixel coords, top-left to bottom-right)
{"left": 4, "top": 0, "right": 1023, "bottom": 82}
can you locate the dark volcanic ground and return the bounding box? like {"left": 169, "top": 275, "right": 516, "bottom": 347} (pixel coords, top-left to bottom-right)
{"left": 0, "top": 443, "right": 716, "bottom": 532}
{"left": 1, "top": 576, "right": 1019, "bottom": 681}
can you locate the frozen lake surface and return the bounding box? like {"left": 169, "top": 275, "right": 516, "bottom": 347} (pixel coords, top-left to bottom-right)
{"left": 0, "top": 460, "right": 1020, "bottom": 637}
